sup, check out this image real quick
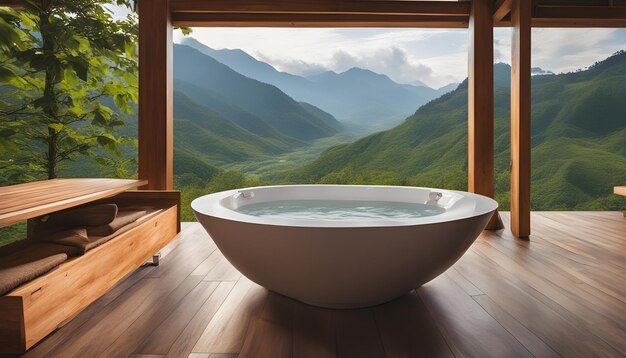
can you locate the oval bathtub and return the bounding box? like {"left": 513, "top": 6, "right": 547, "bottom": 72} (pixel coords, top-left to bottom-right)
{"left": 192, "top": 185, "right": 498, "bottom": 309}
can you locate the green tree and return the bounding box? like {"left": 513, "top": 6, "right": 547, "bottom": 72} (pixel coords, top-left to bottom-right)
{"left": 0, "top": 1, "right": 137, "bottom": 183}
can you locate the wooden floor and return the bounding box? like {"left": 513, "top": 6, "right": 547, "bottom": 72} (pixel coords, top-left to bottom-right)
{"left": 19, "top": 212, "right": 626, "bottom": 358}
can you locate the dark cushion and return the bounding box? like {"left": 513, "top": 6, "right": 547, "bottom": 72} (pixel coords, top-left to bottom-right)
{"left": 87, "top": 206, "right": 150, "bottom": 237}
{"left": 44, "top": 204, "right": 118, "bottom": 227}
{"left": 0, "top": 243, "right": 77, "bottom": 295}
{"left": 45, "top": 228, "right": 90, "bottom": 254}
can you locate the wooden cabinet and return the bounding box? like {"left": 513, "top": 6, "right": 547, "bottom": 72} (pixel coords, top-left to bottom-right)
{"left": 0, "top": 179, "right": 181, "bottom": 353}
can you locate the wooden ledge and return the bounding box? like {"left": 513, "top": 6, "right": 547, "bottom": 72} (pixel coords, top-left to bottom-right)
{"left": 0, "top": 179, "right": 148, "bottom": 228}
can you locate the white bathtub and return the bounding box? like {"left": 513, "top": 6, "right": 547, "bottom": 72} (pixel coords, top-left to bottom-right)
{"left": 192, "top": 185, "right": 498, "bottom": 309}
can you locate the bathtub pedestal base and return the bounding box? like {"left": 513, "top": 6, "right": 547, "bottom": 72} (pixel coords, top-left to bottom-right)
{"left": 298, "top": 294, "right": 409, "bottom": 310}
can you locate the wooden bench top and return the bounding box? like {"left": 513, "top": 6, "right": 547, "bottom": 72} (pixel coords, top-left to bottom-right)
{"left": 0, "top": 179, "right": 147, "bottom": 228}
{"left": 614, "top": 186, "right": 626, "bottom": 196}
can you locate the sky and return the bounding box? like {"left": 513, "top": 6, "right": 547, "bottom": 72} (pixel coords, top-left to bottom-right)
{"left": 108, "top": 4, "right": 626, "bottom": 89}
{"left": 175, "top": 28, "right": 626, "bottom": 88}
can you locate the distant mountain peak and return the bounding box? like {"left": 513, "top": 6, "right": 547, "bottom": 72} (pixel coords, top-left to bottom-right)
{"left": 436, "top": 82, "right": 459, "bottom": 93}
{"left": 412, "top": 79, "right": 428, "bottom": 87}
{"left": 338, "top": 67, "right": 399, "bottom": 86}
{"left": 180, "top": 37, "right": 281, "bottom": 73}
{"left": 494, "top": 62, "right": 511, "bottom": 70}
{"left": 344, "top": 67, "right": 374, "bottom": 74}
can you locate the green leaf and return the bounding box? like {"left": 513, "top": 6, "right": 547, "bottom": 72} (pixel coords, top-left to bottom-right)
{"left": 48, "top": 123, "right": 64, "bottom": 133}
{"left": 0, "top": 129, "right": 18, "bottom": 155}
{"left": 96, "top": 133, "right": 116, "bottom": 145}
{"left": 0, "top": 66, "right": 29, "bottom": 88}
{"left": 72, "top": 60, "right": 88, "bottom": 81}
{"left": 175, "top": 26, "right": 193, "bottom": 36}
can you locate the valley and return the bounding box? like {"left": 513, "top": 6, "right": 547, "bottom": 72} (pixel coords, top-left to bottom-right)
{"left": 169, "top": 47, "right": 626, "bottom": 220}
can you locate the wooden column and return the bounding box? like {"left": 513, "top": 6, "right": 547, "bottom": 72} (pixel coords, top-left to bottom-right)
{"left": 138, "top": 0, "right": 174, "bottom": 190}
{"left": 468, "top": 0, "right": 503, "bottom": 230}
{"left": 510, "top": 0, "right": 531, "bottom": 237}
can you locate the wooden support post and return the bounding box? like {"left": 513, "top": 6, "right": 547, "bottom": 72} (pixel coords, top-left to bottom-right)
{"left": 510, "top": 0, "right": 531, "bottom": 238}
{"left": 138, "top": 0, "right": 174, "bottom": 190}
{"left": 468, "top": 0, "right": 503, "bottom": 230}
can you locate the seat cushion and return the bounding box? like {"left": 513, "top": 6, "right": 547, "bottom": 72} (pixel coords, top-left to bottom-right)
{"left": 44, "top": 203, "right": 118, "bottom": 227}
{"left": 86, "top": 206, "right": 150, "bottom": 237}
{"left": 45, "top": 228, "right": 90, "bottom": 255}
{"left": 0, "top": 243, "right": 77, "bottom": 295}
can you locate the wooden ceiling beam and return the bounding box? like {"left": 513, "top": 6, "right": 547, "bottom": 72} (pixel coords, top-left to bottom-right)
{"left": 535, "top": 4, "right": 626, "bottom": 18}
{"left": 170, "top": 0, "right": 471, "bottom": 16}
{"left": 532, "top": 4, "right": 626, "bottom": 27}
{"left": 536, "top": 0, "right": 612, "bottom": 5}
{"left": 172, "top": 13, "right": 469, "bottom": 28}
{"left": 493, "top": 0, "right": 513, "bottom": 22}
{"left": 531, "top": 17, "right": 626, "bottom": 26}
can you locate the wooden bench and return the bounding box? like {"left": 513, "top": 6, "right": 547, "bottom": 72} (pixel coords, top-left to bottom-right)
{"left": 615, "top": 186, "right": 626, "bottom": 216}
{"left": 0, "top": 179, "right": 180, "bottom": 353}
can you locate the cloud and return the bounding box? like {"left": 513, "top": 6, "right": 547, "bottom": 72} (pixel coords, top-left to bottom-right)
{"left": 174, "top": 27, "right": 626, "bottom": 89}
{"left": 494, "top": 29, "right": 512, "bottom": 63}
{"left": 531, "top": 28, "right": 626, "bottom": 74}
{"left": 255, "top": 54, "right": 328, "bottom": 77}
{"left": 177, "top": 28, "right": 468, "bottom": 87}
{"left": 327, "top": 47, "right": 437, "bottom": 87}
{"left": 494, "top": 28, "right": 626, "bottom": 74}
{"left": 255, "top": 45, "right": 460, "bottom": 88}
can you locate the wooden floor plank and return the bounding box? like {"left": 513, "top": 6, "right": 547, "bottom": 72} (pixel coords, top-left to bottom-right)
{"left": 192, "top": 278, "right": 268, "bottom": 354}
{"left": 418, "top": 274, "right": 534, "bottom": 358}
{"left": 455, "top": 248, "right": 623, "bottom": 357}
{"left": 335, "top": 309, "right": 386, "bottom": 358}
{"left": 20, "top": 212, "right": 626, "bottom": 358}
{"left": 239, "top": 293, "right": 295, "bottom": 358}
{"left": 191, "top": 249, "right": 224, "bottom": 277}
{"left": 292, "top": 302, "right": 336, "bottom": 358}
{"left": 473, "top": 294, "right": 560, "bottom": 358}
{"left": 21, "top": 265, "right": 155, "bottom": 356}
{"left": 102, "top": 276, "right": 209, "bottom": 357}
{"left": 445, "top": 268, "right": 483, "bottom": 296}
{"left": 473, "top": 240, "right": 616, "bottom": 325}
{"left": 128, "top": 281, "right": 218, "bottom": 355}
{"left": 202, "top": 254, "right": 242, "bottom": 282}
{"left": 374, "top": 292, "right": 454, "bottom": 358}
{"left": 33, "top": 278, "right": 161, "bottom": 357}
{"left": 165, "top": 281, "right": 236, "bottom": 358}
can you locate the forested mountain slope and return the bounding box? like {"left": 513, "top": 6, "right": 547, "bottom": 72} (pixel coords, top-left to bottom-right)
{"left": 173, "top": 44, "right": 342, "bottom": 141}
{"left": 281, "top": 52, "right": 626, "bottom": 210}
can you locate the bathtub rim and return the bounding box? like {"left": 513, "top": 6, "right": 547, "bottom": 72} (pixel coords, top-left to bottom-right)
{"left": 191, "top": 184, "right": 498, "bottom": 228}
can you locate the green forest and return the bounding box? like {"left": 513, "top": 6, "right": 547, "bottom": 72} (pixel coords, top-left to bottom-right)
{"left": 1, "top": 0, "right": 625, "bottom": 237}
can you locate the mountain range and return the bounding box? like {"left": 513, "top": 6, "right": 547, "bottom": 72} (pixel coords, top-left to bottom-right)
{"left": 173, "top": 44, "right": 343, "bottom": 142}
{"left": 181, "top": 38, "right": 456, "bottom": 130}
{"left": 171, "top": 44, "right": 349, "bottom": 179}
{"left": 279, "top": 52, "right": 626, "bottom": 210}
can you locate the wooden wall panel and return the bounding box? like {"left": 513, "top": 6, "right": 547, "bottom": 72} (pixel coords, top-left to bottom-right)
{"left": 138, "top": 0, "right": 174, "bottom": 190}
{"left": 510, "top": 0, "right": 532, "bottom": 238}
{"left": 468, "top": 0, "right": 503, "bottom": 230}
